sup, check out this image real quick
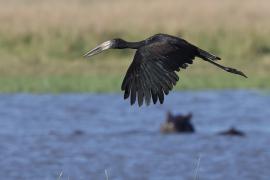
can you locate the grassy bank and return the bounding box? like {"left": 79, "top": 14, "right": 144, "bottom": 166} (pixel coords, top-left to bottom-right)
{"left": 0, "top": 75, "right": 269, "bottom": 93}
{"left": 0, "top": 0, "right": 269, "bottom": 92}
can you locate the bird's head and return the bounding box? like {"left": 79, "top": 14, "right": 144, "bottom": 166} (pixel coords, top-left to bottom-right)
{"left": 84, "top": 38, "right": 127, "bottom": 58}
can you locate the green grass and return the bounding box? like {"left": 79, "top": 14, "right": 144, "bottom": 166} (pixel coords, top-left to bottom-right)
{"left": 0, "top": 75, "right": 122, "bottom": 93}
{"left": 0, "top": 74, "right": 268, "bottom": 93}
{"left": 0, "top": 29, "right": 270, "bottom": 92}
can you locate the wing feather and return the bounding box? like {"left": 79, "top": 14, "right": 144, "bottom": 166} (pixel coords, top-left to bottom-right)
{"left": 121, "top": 39, "right": 197, "bottom": 106}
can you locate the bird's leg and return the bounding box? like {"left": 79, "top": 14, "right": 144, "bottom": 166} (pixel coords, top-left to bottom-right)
{"left": 205, "top": 60, "right": 247, "bottom": 78}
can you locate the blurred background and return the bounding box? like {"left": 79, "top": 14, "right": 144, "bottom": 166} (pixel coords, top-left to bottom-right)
{"left": 0, "top": 0, "right": 270, "bottom": 179}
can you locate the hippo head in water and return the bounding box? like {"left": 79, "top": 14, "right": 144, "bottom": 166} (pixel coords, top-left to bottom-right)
{"left": 161, "top": 112, "right": 195, "bottom": 133}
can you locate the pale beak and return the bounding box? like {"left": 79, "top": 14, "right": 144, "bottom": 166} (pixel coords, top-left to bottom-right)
{"left": 84, "top": 40, "right": 114, "bottom": 58}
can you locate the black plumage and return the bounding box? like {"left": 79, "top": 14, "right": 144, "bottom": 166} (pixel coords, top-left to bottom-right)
{"left": 84, "top": 33, "right": 247, "bottom": 106}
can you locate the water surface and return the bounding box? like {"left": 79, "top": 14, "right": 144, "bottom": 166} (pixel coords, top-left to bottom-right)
{"left": 0, "top": 90, "right": 269, "bottom": 180}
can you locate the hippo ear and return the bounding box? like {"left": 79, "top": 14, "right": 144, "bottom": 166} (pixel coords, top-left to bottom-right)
{"left": 166, "top": 111, "right": 173, "bottom": 121}
{"left": 187, "top": 113, "right": 193, "bottom": 120}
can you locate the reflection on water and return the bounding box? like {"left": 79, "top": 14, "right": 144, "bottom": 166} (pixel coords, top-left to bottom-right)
{"left": 0, "top": 90, "right": 269, "bottom": 180}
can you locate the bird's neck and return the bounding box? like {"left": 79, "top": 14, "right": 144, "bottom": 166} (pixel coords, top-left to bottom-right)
{"left": 120, "top": 40, "right": 146, "bottom": 49}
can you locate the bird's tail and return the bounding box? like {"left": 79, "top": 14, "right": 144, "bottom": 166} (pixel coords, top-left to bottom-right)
{"left": 197, "top": 48, "right": 221, "bottom": 61}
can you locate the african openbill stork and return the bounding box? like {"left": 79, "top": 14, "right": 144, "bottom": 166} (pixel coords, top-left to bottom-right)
{"left": 84, "top": 33, "right": 247, "bottom": 106}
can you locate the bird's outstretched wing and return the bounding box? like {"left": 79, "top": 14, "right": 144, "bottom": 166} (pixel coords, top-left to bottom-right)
{"left": 121, "top": 41, "right": 197, "bottom": 106}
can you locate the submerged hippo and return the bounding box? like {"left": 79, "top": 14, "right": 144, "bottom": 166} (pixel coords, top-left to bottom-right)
{"left": 218, "top": 127, "right": 245, "bottom": 137}
{"left": 160, "top": 112, "right": 195, "bottom": 133}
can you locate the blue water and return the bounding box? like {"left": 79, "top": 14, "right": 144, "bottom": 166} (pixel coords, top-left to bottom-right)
{"left": 0, "top": 90, "right": 270, "bottom": 180}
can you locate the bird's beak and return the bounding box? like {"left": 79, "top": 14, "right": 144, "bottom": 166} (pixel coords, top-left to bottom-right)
{"left": 84, "top": 40, "right": 114, "bottom": 58}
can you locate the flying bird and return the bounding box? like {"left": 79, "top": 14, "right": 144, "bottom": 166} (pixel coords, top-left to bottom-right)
{"left": 84, "top": 33, "right": 247, "bottom": 106}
